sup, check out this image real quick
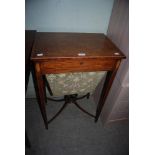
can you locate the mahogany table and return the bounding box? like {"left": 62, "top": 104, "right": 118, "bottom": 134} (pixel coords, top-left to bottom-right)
{"left": 31, "top": 32, "right": 126, "bottom": 129}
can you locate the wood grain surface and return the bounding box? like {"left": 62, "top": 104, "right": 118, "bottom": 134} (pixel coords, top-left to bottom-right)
{"left": 31, "top": 32, "right": 125, "bottom": 61}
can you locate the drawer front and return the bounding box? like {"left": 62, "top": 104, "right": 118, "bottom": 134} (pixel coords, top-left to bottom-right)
{"left": 40, "top": 59, "right": 116, "bottom": 74}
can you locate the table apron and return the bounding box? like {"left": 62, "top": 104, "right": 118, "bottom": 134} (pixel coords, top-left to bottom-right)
{"left": 39, "top": 59, "right": 117, "bottom": 74}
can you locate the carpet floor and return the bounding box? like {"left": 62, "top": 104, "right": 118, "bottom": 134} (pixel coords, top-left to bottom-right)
{"left": 25, "top": 98, "right": 129, "bottom": 155}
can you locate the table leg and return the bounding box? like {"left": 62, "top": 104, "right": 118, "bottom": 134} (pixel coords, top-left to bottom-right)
{"left": 34, "top": 63, "right": 48, "bottom": 129}
{"left": 95, "top": 60, "right": 121, "bottom": 122}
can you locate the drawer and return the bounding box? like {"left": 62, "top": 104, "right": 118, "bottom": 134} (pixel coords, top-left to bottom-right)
{"left": 40, "top": 58, "right": 116, "bottom": 74}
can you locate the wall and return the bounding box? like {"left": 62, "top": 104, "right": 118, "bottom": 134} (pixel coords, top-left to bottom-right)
{"left": 98, "top": 0, "right": 129, "bottom": 124}
{"left": 25, "top": 0, "right": 114, "bottom": 34}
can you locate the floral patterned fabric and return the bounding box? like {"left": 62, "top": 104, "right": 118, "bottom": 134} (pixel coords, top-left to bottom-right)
{"left": 46, "top": 71, "right": 106, "bottom": 97}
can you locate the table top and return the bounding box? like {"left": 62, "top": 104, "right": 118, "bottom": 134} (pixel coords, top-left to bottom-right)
{"left": 31, "top": 32, "right": 125, "bottom": 61}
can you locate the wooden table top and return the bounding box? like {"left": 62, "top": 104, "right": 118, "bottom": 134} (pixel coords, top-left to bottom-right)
{"left": 31, "top": 32, "right": 125, "bottom": 61}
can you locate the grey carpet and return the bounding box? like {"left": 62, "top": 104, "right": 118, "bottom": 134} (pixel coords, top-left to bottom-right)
{"left": 25, "top": 98, "right": 129, "bottom": 155}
